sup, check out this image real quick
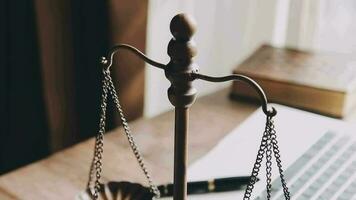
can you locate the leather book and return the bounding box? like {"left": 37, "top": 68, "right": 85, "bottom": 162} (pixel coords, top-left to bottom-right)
{"left": 231, "top": 44, "right": 356, "bottom": 118}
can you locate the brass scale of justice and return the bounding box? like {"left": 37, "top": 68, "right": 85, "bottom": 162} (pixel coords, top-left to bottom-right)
{"left": 84, "top": 13, "right": 291, "bottom": 200}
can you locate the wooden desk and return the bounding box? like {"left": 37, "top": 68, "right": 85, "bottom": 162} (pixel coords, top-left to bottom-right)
{"left": 0, "top": 89, "right": 258, "bottom": 200}
{"left": 1, "top": 88, "right": 355, "bottom": 200}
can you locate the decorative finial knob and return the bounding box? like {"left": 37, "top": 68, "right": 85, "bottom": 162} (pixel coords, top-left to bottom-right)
{"left": 166, "top": 13, "right": 198, "bottom": 108}
{"left": 170, "top": 14, "right": 197, "bottom": 41}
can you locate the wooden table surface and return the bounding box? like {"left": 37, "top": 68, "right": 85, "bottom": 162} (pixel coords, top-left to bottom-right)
{"left": 1, "top": 88, "right": 355, "bottom": 200}
{"left": 0, "top": 89, "right": 259, "bottom": 200}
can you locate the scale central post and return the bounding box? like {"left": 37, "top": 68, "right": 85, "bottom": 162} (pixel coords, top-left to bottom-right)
{"left": 165, "top": 14, "right": 198, "bottom": 200}
{"left": 101, "top": 12, "right": 278, "bottom": 200}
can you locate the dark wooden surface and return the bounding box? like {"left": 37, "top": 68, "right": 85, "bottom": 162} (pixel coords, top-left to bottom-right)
{"left": 0, "top": 89, "right": 258, "bottom": 200}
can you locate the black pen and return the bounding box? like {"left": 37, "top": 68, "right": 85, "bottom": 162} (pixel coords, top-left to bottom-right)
{"left": 158, "top": 176, "right": 258, "bottom": 197}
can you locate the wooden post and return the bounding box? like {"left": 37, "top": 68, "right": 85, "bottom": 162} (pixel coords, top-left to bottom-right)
{"left": 165, "top": 14, "right": 198, "bottom": 200}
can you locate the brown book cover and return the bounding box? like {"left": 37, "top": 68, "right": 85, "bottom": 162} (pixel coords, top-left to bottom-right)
{"left": 231, "top": 44, "right": 356, "bottom": 118}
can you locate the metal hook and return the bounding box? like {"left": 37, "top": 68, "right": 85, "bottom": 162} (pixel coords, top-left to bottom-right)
{"left": 100, "top": 44, "right": 166, "bottom": 71}
{"left": 191, "top": 72, "right": 277, "bottom": 117}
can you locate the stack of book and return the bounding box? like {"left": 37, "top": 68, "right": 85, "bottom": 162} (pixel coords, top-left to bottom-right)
{"left": 231, "top": 44, "right": 356, "bottom": 118}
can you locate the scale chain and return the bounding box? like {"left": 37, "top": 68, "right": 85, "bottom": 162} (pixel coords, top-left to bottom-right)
{"left": 87, "top": 69, "right": 160, "bottom": 200}
{"left": 243, "top": 116, "right": 290, "bottom": 200}
{"left": 266, "top": 119, "right": 273, "bottom": 199}
{"left": 87, "top": 70, "right": 110, "bottom": 200}
{"left": 243, "top": 121, "right": 269, "bottom": 199}
{"left": 106, "top": 71, "right": 160, "bottom": 198}
{"left": 269, "top": 118, "right": 290, "bottom": 199}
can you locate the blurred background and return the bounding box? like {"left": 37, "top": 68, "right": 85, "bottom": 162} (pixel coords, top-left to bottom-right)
{"left": 1, "top": 0, "right": 356, "bottom": 174}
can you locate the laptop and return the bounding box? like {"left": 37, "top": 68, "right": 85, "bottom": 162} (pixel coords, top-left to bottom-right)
{"left": 184, "top": 104, "right": 356, "bottom": 200}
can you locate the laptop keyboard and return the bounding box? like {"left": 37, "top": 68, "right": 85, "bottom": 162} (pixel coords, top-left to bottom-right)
{"left": 255, "top": 131, "right": 356, "bottom": 200}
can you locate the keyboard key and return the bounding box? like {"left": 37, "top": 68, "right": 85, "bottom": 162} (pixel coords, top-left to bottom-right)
{"left": 336, "top": 179, "right": 356, "bottom": 200}
{"left": 336, "top": 164, "right": 356, "bottom": 200}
